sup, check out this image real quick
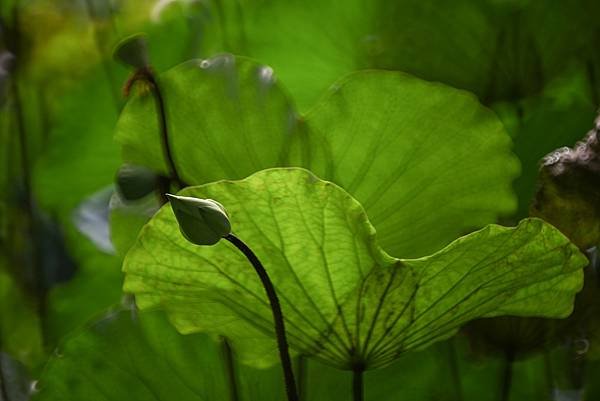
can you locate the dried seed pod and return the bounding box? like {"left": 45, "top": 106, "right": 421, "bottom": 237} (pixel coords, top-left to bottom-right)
{"left": 530, "top": 117, "right": 600, "bottom": 250}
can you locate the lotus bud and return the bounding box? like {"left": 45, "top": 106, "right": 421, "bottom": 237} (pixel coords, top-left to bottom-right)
{"left": 113, "top": 34, "right": 149, "bottom": 69}
{"left": 115, "top": 164, "right": 158, "bottom": 201}
{"left": 166, "top": 194, "right": 231, "bottom": 245}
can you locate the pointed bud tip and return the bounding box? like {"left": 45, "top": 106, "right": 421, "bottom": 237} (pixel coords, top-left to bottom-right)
{"left": 167, "top": 194, "right": 231, "bottom": 246}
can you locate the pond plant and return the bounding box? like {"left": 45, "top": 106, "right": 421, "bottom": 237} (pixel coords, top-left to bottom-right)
{"left": 2, "top": 2, "right": 600, "bottom": 401}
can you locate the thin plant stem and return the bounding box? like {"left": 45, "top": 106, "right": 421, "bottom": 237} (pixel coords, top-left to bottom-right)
{"left": 224, "top": 233, "right": 299, "bottom": 401}
{"left": 352, "top": 367, "right": 364, "bottom": 401}
{"left": 13, "top": 75, "right": 47, "bottom": 346}
{"left": 125, "top": 67, "right": 187, "bottom": 190}
{"left": 220, "top": 337, "right": 240, "bottom": 401}
{"left": 9, "top": 4, "right": 47, "bottom": 345}
{"left": 499, "top": 350, "right": 515, "bottom": 401}
{"left": 145, "top": 71, "right": 186, "bottom": 190}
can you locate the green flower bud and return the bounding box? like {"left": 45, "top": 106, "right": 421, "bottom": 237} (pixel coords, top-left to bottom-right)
{"left": 115, "top": 164, "right": 158, "bottom": 201}
{"left": 113, "top": 34, "right": 149, "bottom": 69}
{"left": 166, "top": 194, "right": 231, "bottom": 246}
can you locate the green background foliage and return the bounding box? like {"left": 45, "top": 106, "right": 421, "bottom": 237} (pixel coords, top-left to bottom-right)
{"left": 1, "top": 0, "right": 600, "bottom": 400}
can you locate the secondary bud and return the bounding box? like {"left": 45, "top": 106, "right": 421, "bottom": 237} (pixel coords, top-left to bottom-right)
{"left": 115, "top": 164, "right": 158, "bottom": 201}
{"left": 166, "top": 194, "right": 231, "bottom": 245}
{"left": 113, "top": 34, "right": 149, "bottom": 69}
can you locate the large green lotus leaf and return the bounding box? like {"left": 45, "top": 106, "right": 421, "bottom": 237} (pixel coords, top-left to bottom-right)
{"left": 114, "top": 55, "right": 298, "bottom": 184}
{"left": 115, "top": 55, "right": 518, "bottom": 258}
{"left": 299, "top": 70, "right": 519, "bottom": 258}
{"left": 122, "top": 168, "right": 585, "bottom": 369}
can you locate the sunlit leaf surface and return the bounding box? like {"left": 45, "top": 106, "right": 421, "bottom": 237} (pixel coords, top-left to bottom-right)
{"left": 123, "top": 168, "right": 585, "bottom": 369}
{"left": 300, "top": 71, "right": 518, "bottom": 257}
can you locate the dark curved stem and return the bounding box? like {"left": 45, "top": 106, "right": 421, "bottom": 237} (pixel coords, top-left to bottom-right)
{"left": 352, "top": 367, "right": 364, "bottom": 401}
{"left": 224, "top": 233, "right": 299, "bottom": 401}
{"left": 147, "top": 72, "right": 186, "bottom": 189}
{"left": 500, "top": 351, "right": 515, "bottom": 401}
{"left": 9, "top": 5, "right": 47, "bottom": 345}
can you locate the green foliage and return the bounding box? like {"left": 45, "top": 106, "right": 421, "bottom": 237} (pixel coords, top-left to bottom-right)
{"left": 0, "top": 269, "right": 43, "bottom": 370}
{"left": 32, "top": 309, "right": 243, "bottom": 401}
{"left": 300, "top": 71, "right": 518, "bottom": 258}
{"left": 109, "top": 193, "right": 160, "bottom": 257}
{"left": 123, "top": 168, "right": 585, "bottom": 369}
{"left": 31, "top": 308, "right": 473, "bottom": 401}
{"left": 3, "top": 1, "right": 600, "bottom": 399}
{"left": 203, "top": 0, "right": 600, "bottom": 109}
{"left": 115, "top": 55, "right": 518, "bottom": 258}
{"left": 503, "top": 67, "right": 598, "bottom": 217}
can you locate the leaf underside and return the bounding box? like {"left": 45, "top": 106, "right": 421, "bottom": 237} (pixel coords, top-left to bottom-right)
{"left": 123, "top": 168, "right": 585, "bottom": 370}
